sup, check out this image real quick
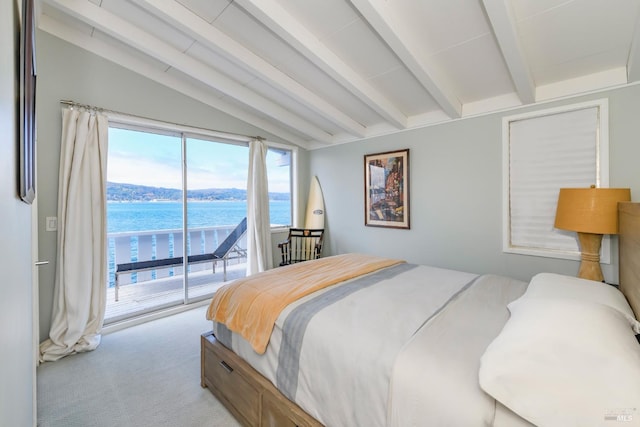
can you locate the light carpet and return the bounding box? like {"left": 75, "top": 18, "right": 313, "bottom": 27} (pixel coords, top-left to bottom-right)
{"left": 37, "top": 306, "right": 240, "bottom": 427}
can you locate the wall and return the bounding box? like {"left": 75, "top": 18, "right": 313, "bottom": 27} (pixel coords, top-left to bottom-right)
{"left": 36, "top": 31, "right": 305, "bottom": 342}
{"left": 0, "top": 0, "right": 35, "bottom": 425}
{"left": 310, "top": 85, "right": 640, "bottom": 284}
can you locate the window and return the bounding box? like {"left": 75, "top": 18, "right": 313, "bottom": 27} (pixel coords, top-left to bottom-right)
{"left": 107, "top": 125, "right": 294, "bottom": 233}
{"left": 266, "top": 148, "right": 293, "bottom": 227}
{"left": 105, "top": 117, "right": 294, "bottom": 322}
{"left": 503, "top": 99, "right": 610, "bottom": 261}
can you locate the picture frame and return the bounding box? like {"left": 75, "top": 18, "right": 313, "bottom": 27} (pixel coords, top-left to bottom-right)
{"left": 18, "top": 0, "right": 36, "bottom": 204}
{"left": 364, "top": 149, "right": 410, "bottom": 229}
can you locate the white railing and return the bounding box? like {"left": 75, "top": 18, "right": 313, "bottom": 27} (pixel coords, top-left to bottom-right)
{"left": 107, "top": 224, "right": 247, "bottom": 287}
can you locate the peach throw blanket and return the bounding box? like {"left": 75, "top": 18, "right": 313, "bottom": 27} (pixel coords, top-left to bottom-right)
{"left": 206, "top": 253, "right": 404, "bottom": 354}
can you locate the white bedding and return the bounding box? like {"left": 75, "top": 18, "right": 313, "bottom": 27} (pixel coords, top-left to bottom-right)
{"left": 212, "top": 264, "right": 530, "bottom": 426}
{"left": 388, "top": 274, "right": 532, "bottom": 427}
{"left": 479, "top": 274, "right": 640, "bottom": 427}
{"left": 210, "top": 260, "right": 640, "bottom": 427}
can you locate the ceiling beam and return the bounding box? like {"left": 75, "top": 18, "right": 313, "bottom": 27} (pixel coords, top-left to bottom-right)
{"left": 482, "top": 0, "right": 536, "bottom": 104}
{"left": 349, "top": 0, "right": 462, "bottom": 118}
{"left": 235, "top": 0, "right": 408, "bottom": 129}
{"left": 133, "top": 0, "right": 368, "bottom": 138}
{"left": 38, "top": 14, "right": 313, "bottom": 148}
{"left": 44, "top": 0, "right": 334, "bottom": 144}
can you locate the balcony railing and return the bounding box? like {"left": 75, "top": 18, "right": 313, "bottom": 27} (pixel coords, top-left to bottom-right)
{"left": 105, "top": 224, "right": 247, "bottom": 323}
{"left": 107, "top": 224, "right": 247, "bottom": 287}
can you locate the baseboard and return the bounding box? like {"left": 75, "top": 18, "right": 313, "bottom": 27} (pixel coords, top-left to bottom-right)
{"left": 102, "top": 299, "right": 211, "bottom": 335}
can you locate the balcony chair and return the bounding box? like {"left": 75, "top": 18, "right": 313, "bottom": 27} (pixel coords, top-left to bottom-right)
{"left": 210, "top": 217, "right": 248, "bottom": 279}
{"left": 278, "top": 228, "right": 324, "bottom": 266}
{"left": 114, "top": 217, "right": 247, "bottom": 301}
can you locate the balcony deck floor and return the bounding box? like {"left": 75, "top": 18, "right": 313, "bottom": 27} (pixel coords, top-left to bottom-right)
{"left": 104, "top": 262, "right": 247, "bottom": 324}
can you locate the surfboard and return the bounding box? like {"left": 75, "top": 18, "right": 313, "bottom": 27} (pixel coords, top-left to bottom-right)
{"left": 304, "top": 176, "right": 325, "bottom": 229}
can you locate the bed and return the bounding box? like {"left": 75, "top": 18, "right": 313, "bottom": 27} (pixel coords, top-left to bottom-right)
{"left": 201, "top": 202, "right": 640, "bottom": 427}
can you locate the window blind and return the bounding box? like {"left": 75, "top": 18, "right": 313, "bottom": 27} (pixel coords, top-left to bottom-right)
{"left": 504, "top": 101, "right": 608, "bottom": 259}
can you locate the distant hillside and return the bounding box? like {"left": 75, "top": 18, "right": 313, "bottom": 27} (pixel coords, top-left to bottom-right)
{"left": 107, "top": 182, "right": 290, "bottom": 202}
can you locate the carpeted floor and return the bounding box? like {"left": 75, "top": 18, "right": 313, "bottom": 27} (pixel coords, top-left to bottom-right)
{"left": 37, "top": 306, "right": 241, "bottom": 427}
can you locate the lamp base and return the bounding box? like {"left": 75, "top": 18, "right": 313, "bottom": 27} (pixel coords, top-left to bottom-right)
{"left": 576, "top": 232, "right": 604, "bottom": 282}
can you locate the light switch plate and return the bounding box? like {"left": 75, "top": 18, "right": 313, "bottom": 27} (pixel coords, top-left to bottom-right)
{"left": 46, "top": 216, "right": 57, "bottom": 232}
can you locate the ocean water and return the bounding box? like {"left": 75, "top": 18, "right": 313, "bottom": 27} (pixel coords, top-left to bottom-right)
{"left": 107, "top": 200, "right": 291, "bottom": 233}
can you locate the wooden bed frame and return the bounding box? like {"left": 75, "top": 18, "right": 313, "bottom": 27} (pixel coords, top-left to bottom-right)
{"left": 201, "top": 202, "right": 640, "bottom": 427}
{"left": 200, "top": 332, "right": 321, "bottom": 427}
{"left": 619, "top": 202, "right": 640, "bottom": 317}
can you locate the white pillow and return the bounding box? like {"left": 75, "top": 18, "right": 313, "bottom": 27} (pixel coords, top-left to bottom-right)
{"left": 479, "top": 297, "right": 640, "bottom": 427}
{"left": 526, "top": 273, "right": 639, "bottom": 330}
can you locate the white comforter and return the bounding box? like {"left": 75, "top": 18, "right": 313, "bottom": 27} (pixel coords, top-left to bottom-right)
{"left": 388, "top": 274, "right": 533, "bottom": 427}
{"left": 213, "top": 264, "right": 529, "bottom": 426}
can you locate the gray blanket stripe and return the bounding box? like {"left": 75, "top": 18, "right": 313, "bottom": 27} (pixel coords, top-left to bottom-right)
{"left": 276, "top": 263, "right": 418, "bottom": 400}
{"left": 214, "top": 322, "right": 233, "bottom": 348}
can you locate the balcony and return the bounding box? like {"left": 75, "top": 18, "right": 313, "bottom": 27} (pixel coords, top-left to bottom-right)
{"left": 106, "top": 224, "right": 246, "bottom": 324}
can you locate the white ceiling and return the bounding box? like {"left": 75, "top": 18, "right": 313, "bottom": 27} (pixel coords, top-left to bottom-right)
{"left": 37, "top": 0, "right": 640, "bottom": 149}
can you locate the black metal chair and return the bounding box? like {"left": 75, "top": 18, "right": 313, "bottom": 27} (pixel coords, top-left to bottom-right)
{"left": 278, "top": 228, "right": 324, "bottom": 266}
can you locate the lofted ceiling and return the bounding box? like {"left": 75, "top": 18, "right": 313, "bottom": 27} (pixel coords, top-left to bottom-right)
{"left": 37, "top": 0, "right": 640, "bottom": 150}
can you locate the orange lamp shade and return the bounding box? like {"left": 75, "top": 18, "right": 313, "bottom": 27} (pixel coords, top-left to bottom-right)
{"left": 554, "top": 187, "right": 631, "bottom": 234}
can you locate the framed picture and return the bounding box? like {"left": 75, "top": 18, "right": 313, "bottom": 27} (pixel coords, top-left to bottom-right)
{"left": 364, "top": 149, "right": 410, "bottom": 229}
{"left": 18, "top": 0, "right": 36, "bottom": 204}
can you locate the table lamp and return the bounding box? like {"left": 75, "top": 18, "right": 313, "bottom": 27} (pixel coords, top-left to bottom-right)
{"left": 554, "top": 186, "right": 631, "bottom": 282}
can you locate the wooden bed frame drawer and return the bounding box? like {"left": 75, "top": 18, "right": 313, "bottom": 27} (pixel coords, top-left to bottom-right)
{"left": 202, "top": 333, "right": 259, "bottom": 426}
{"left": 201, "top": 331, "right": 323, "bottom": 427}
{"left": 261, "top": 393, "right": 301, "bottom": 427}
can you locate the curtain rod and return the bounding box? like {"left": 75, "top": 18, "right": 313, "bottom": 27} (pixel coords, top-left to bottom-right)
{"left": 59, "top": 100, "right": 264, "bottom": 143}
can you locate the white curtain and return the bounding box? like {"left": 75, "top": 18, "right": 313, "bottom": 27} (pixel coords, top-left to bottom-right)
{"left": 40, "top": 108, "right": 109, "bottom": 362}
{"left": 246, "top": 139, "right": 273, "bottom": 275}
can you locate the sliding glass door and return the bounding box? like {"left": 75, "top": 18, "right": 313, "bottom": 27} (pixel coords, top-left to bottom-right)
{"left": 184, "top": 137, "right": 249, "bottom": 302}
{"left": 106, "top": 127, "right": 184, "bottom": 322}
{"left": 105, "top": 125, "right": 293, "bottom": 323}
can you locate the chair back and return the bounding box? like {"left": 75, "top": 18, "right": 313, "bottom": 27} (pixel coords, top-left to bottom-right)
{"left": 278, "top": 228, "right": 324, "bottom": 266}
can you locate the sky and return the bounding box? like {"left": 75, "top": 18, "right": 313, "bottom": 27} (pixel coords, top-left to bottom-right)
{"left": 107, "top": 127, "right": 291, "bottom": 193}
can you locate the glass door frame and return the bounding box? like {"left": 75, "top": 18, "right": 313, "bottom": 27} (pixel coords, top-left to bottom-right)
{"left": 106, "top": 116, "right": 297, "bottom": 319}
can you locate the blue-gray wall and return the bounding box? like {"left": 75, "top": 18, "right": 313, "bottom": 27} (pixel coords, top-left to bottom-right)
{"left": 309, "top": 86, "right": 640, "bottom": 283}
